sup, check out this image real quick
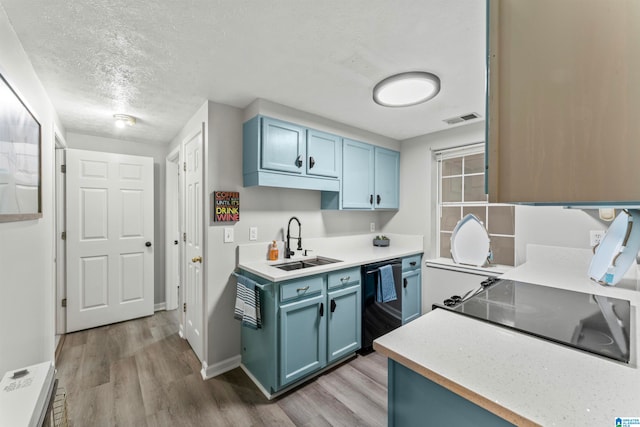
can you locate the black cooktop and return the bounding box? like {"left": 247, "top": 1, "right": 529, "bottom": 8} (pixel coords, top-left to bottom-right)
{"left": 436, "top": 279, "right": 631, "bottom": 363}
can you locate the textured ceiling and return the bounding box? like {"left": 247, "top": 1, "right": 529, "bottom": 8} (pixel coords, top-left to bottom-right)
{"left": 1, "top": 0, "right": 486, "bottom": 145}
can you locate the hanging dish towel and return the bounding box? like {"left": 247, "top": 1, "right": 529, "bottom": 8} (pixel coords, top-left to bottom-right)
{"left": 234, "top": 273, "right": 262, "bottom": 329}
{"left": 376, "top": 265, "right": 397, "bottom": 303}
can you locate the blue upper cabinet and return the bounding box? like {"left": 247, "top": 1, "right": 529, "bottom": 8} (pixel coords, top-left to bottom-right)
{"left": 487, "top": 1, "right": 640, "bottom": 205}
{"left": 243, "top": 115, "right": 341, "bottom": 191}
{"left": 374, "top": 147, "right": 400, "bottom": 209}
{"left": 307, "top": 129, "right": 341, "bottom": 178}
{"left": 329, "top": 138, "right": 399, "bottom": 210}
{"left": 261, "top": 117, "right": 305, "bottom": 174}
{"left": 342, "top": 139, "right": 375, "bottom": 209}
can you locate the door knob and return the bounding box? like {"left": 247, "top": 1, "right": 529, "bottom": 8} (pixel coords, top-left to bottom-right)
{"left": 192, "top": 256, "right": 202, "bottom": 263}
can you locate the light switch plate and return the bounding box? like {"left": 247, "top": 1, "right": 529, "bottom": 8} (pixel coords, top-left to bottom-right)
{"left": 224, "top": 227, "right": 234, "bottom": 243}
{"left": 249, "top": 227, "right": 258, "bottom": 241}
{"left": 370, "top": 222, "right": 375, "bottom": 232}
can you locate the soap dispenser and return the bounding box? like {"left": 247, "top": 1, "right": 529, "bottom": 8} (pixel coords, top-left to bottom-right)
{"left": 268, "top": 241, "right": 279, "bottom": 261}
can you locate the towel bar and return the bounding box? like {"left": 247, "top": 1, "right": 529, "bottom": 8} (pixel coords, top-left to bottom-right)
{"left": 232, "top": 272, "right": 270, "bottom": 290}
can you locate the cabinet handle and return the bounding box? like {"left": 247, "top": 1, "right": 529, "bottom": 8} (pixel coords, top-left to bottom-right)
{"left": 319, "top": 302, "right": 324, "bottom": 317}
{"left": 296, "top": 155, "right": 303, "bottom": 168}
{"left": 403, "top": 278, "right": 408, "bottom": 289}
{"left": 369, "top": 194, "right": 373, "bottom": 205}
{"left": 330, "top": 299, "right": 337, "bottom": 313}
{"left": 410, "top": 262, "right": 416, "bottom": 267}
{"left": 377, "top": 194, "right": 381, "bottom": 205}
{"left": 340, "top": 276, "right": 350, "bottom": 283}
{"left": 296, "top": 286, "right": 310, "bottom": 292}
{"left": 309, "top": 156, "right": 315, "bottom": 168}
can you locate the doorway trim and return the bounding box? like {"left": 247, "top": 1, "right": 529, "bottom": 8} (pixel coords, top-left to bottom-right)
{"left": 53, "top": 125, "right": 67, "bottom": 356}
{"left": 165, "top": 147, "right": 180, "bottom": 313}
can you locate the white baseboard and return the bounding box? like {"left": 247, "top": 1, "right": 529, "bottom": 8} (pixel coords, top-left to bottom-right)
{"left": 200, "top": 355, "right": 241, "bottom": 380}
{"left": 154, "top": 302, "right": 166, "bottom": 312}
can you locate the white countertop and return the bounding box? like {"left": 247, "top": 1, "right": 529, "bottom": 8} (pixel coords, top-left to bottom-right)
{"left": 237, "top": 233, "right": 423, "bottom": 282}
{"left": 374, "top": 244, "right": 640, "bottom": 426}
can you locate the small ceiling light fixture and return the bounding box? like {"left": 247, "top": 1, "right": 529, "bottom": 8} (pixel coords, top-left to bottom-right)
{"left": 113, "top": 114, "right": 136, "bottom": 128}
{"left": 373, "top": 71, "right": 441, "bottom": 107}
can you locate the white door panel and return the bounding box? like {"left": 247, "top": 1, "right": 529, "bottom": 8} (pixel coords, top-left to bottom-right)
{"left": 184, "top": 129, "right": 204, "bottom": 360}
{"left": 66, "top": 149, "right": 154, "bottom": 332}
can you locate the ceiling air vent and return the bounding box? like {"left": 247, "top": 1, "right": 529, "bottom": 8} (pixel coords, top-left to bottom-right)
{"left": 443, "top": 112, "right": 482, "bottom": 125}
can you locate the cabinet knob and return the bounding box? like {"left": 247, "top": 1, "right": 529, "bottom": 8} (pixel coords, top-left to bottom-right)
{"left": 340, "top": 276, "right": 350, "bottom": 283}
{"left": 295, "top": 155, "right": 303, "bottom": 168}
{"left": 145, "top": 241, "right": 152, "bottom": 247}
{"left": 403, "top": 278, "right": 408, "bottom": 288}
{"left": 192, "top": 256, "right": 202, "bottom": 263}
{"left": 377, "top": 194, "right": 381, "bottom": 205}
{"left": 319, "top": 302, "right": 324, "bottom": 317}
{"left": 369, "top": 194, "right": 373, "bottom": 205}
{"left": 330, "top": 299, "right": 337, "bottom": 313}
{"left": 309, "top": 156, "right": 315, "bottom": 168}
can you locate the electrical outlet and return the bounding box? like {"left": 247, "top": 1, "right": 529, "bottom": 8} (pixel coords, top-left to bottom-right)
{"left": 370, "top": 222, "right": 375, "bottom": 232}
{"left": 590, "top": 230, "right": 605, "bottom": 247}
{"left": 224, "top": 227, "right": 234, "bottom": 243}
{"left": 249, "top": 226, "right": 258, "bottom": 241}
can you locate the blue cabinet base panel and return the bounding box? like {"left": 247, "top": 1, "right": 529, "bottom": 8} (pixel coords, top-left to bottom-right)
{"left": 388, "top": 360, "right": 515, "bottom": 427}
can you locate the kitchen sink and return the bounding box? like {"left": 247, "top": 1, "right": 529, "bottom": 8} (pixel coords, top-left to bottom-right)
{"left": 274, "top": 256, "right": 342, "bottom": 271}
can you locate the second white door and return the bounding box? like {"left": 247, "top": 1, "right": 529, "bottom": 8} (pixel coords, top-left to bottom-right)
{"left": 184, "top": 129, "right": 204, "bottom": 360}
{"left": 66, "top": 149, "right": 154, "bottom": 332}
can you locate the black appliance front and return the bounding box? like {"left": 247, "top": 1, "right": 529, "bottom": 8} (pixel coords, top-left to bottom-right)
{"left": 360, "top": 259, "right": 403, "bottom": 353}
{"left": 437, "top": 279, "right": 631, "bottom": 363}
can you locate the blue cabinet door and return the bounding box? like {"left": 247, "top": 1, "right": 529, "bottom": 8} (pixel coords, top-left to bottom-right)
{"left": 374, "top": 147, "right": 400, "bottom": 209}
{"left": 327, "top": 284, "right": 361, "bottom": 363}
{"left": 307, "top": 130, "right": 341, "bottom": 178}
{"left": 401, "top": 270, "right": 421, "bottom": 324}
{"left": 261, "top": 117, "right": 306, "bottom": 174}
{"left": 279, "top": 293, "right": 327, "bottom": 387}
{"left": 342, "top": 139, "right": 374, "bottom": 209}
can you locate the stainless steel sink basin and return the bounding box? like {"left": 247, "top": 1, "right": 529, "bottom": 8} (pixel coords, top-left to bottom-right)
{"left": 274, "top": 256, "right": 342, "bottom": 271}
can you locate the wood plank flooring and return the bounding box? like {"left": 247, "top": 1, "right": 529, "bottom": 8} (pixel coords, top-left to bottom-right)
{"left": 56, "top": 310, "right": 388, "bottom": 426}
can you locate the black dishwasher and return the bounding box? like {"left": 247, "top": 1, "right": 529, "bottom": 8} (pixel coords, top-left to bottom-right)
{"left": 360, "top": 259, "right": 403, "bottom": 353}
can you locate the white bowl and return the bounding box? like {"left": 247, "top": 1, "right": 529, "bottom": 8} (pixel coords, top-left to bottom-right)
{"left": 450, "top": 214, "right": 490, "bottom": 267}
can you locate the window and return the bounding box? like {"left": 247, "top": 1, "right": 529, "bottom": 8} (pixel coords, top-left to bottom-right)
{"left": 436, "top": 144, "right": 516, "bottom": 266}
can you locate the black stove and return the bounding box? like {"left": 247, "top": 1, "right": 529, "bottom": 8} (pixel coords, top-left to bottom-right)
{"left": 437, "top": 279, "right": 631, "bottom": 363}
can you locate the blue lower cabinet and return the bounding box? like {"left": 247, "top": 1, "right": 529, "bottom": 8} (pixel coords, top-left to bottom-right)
{"left": 240, "top": 268, "right": 362, "bottom": 396}
{"left": 327, "top": 284, "right": 361, "bottom": 363}
{"left": 279, "top": 293, "right": 327, "bottom": 387}
{"left": 401, "top": 254, "right": 422, "bottom": 324}
{"left": 388, "top": 360, "right": 515, "bottom": 427}
{"left": 401, "top": 270, "right": 421, "bottom": 324}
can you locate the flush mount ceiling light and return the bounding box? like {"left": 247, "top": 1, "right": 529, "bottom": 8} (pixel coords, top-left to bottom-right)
{"left": 113, "top": 114, "right": 136, "bottom": 128}
{"left": 373, "top": 71, "right": 441, "bottom": 107}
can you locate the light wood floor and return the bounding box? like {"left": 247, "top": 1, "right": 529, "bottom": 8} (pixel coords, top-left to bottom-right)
{"left": 56, "top": 310, "right": 388, "bottom": 426}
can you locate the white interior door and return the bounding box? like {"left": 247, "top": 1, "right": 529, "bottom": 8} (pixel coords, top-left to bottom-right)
{"left": 66, "top": 149, "right": 154, "bottom": 332}
{"left": 184, "top": 129, "right": 204, "bottom": 360}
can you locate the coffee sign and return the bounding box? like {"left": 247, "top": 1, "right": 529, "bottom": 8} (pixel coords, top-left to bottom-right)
{"left": 212, "top": 191, "right": 239, "bottom": 222}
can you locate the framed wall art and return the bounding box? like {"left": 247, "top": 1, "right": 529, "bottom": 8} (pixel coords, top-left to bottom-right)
{"left": 0, "top": 72, "right": 42, "bottom": 222}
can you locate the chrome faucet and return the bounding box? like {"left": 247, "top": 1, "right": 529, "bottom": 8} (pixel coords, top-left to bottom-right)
{"left": 285, "top": 216, "right": 302, "bottom": 258}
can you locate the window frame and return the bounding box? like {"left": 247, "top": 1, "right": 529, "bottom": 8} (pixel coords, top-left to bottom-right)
{"left": 434, "top": 143, "right": 516, "bottom": 266}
